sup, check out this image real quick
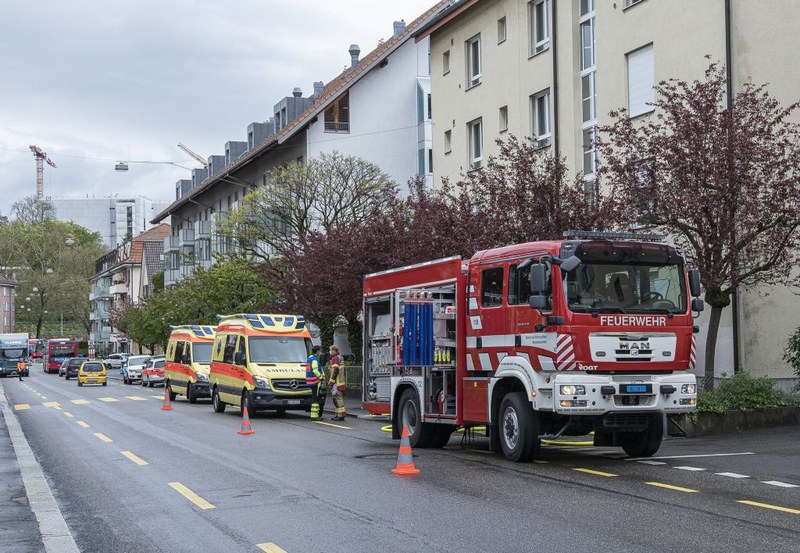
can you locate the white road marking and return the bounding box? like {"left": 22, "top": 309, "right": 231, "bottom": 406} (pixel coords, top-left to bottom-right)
{"left": 637, "top": 460, "right": 667, "bottom": 466}
{"left": 626, "top": 452, "right": 755, "bottom": 461}
{"left": 762, "top": 480, "right": 799, "bottom": 488}
{"left": 674, "top": 466, "right": 706, "bottom": 472}
{"left": 1, "top": 392, "right": 80, "bottom": 552}
{"left": 257, "top": 543, "right": 288, "bottom": 553}
{"left": 716, "top": 472, "right": 749, "bottom": 479}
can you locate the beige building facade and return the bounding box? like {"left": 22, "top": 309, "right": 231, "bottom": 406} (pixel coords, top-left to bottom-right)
{"left": 420, "top": 0, "right": 800, "bottom": 383}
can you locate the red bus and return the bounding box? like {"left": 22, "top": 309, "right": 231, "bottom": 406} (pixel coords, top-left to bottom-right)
{"left": 28, "top": 338, "right": 43, "bottom": 359}
{"left": 43, "top": 339, "right": 78, "bottom": 373}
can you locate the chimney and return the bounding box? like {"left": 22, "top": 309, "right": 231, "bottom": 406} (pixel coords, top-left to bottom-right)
{"left": 313, "top": 81, "right": 324, "bottom": 96}
{"left": 292, "top": 87, "right": 302, "bottom": 98}
{"left": 349, "top": 44, "right": 361, "bottom": 68}
{"left": 393, "top": 20, "right": 406, "bottom": 38}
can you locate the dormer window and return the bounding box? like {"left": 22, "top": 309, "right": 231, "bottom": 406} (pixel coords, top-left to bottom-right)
{"left": 324, "top": 91, "right": 350, "bottom": 133}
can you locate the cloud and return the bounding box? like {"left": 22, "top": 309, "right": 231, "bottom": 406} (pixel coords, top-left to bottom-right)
{"left": 0, "top": 0, "right": 436, "bottom": 214}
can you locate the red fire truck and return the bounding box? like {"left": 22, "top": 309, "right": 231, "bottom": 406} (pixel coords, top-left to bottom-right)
{"left": 362, "top": 231, "right": 703, "bottom": 461}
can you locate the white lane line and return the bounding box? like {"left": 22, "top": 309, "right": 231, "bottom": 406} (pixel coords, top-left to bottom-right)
{"left": 762, "top": 480, "right": 800, "bottom": 488}
{"left": 637, "top": 460, "right": 667, "bottom": 466}
{"left": 674, "top": 466, "right": 706, "bottom": 472}
{"left": 716, "top": 472, "right": 749, "bottom": 479}
{"left": 1, "top": 392, "right": 80, "bottom": 553}
{"left": 626, "top": 452, "right": 755, "bottom": 461}
{"left": 257, "top": 543, "right": 288, "bottom": 553}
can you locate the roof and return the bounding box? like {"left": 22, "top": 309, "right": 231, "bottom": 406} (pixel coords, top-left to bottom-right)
{"left": 151, "top": 0, "right": 454, "bottom": 225}
{"left": 142, "top": 241, "right": 165, "bottom": 286}
{"left": 0, "top": 274, "right": 16, "bottom": 287}
{"left": 133, "top": 223, "right": 171, "bottom": 242}
{"left": 413, "top": 0, "right": 476, "bottom": 41}
{"left": 93, "top": 223, "right": 170, "bottom": 276}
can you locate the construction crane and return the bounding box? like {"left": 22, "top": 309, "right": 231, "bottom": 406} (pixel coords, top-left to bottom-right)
{"left": 29, "top": 145, "right": 57, "bottom": 200}
{"left": 177, "top": 143, "right": 209, "bottom": 168}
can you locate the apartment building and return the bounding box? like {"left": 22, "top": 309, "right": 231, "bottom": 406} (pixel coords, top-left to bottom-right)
{"left": 416, "top": 0, "right": 800, "bottom": 381}
{"left": 0, "top": 275, "right": 16, "bottom": 333}
{"left": 89, "top": 224, "right": 170, "bottom": 354}
{"left": 152, "top": 2, "right": 452, "bottom": 287}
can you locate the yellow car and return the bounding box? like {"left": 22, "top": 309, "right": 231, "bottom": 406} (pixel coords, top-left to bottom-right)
{"left": 77, "top": 361, "right": 107, "bottom": 386}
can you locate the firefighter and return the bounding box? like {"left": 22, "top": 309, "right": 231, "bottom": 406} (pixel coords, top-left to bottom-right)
{"left": 306, "top": 345, "right": 325, "bottom": 420}
{"left": 327, "top": 345, "right": 346, "bottom": 421}
{"left": 17, "top": 358, "right": 26, "bottom": 381}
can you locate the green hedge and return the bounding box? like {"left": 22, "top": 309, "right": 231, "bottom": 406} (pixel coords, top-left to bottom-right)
{"left": 694, "top": 371, "right": 800, "bottom": 421}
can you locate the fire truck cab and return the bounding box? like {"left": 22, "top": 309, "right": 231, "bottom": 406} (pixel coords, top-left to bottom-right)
{"left": 363, "top": 231, "right": 702, "bottom": 462}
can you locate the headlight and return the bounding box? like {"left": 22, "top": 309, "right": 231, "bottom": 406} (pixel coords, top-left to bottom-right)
{"left": 681, "top": 384, "right": 696, "bottom": 394}
{"left": 560, "top": 385, "right": 586, "bottom": 396}
{"left": 195, "top": 373, "right": 208, "bottom": 382}
{"left": 253, "top": 376, "right": 269, "bottom": 389}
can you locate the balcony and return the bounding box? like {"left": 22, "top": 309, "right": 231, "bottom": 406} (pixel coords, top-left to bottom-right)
{"left": 164, "top": 235, "right": 179, "bottom": 252}
{"left": 198, "top": 258, "right": 213, "bottom": 270}
{"left": 165, "top": 268, "right": 181, "bottom": 287}
{"left": 195, "top": 220, "right": 212, "bottom": 239}
{"left": 179, "top": 228, "right": 195, "bottom": 246}
{"left": 109, "top": 282, "right": 127, "bottom": 295}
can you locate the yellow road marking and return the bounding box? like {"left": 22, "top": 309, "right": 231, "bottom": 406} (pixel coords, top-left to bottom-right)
{"left": 534, "top": 460, "right": 549, "bottom": 464}
{"left": 125, "top": 396, "right": 147, "bottom": 401}
{"left": 465, "top": 448, "right": 493, "bottom": 454}
{"left": 575, "top": 468, "right": 618, "bottom": 478}
{"left": 150, "top": 395, "right": 164, "bottom": 399}
{"left": 43, "top": 401, "right": 62, "bottom": 410}
{"left": 14, "top": 404, "right": 30, "bottom": 411}
{"left": 121, "top": 451, "right": 148, "bottom": 466}
{"left": 168, "top": 482, "right": 215, "bottom": 510}
{"left": 646, "top": 481, "right": 698, "bottom": 493}
{"left": 97, "top": 397, "right": 119, "bottom": 403}
{"left": 77, "top": 421, "right": 90, "bottom": 428}
{"left": 313, "top": 420, "right": 352, "bottom": 430}
{"left": 72, "top": 399, "right": 90, "bottom": 405}
{"left": 63, "top": 412, "right": 74, "bottom": 418}
{"left": 94, "top": 433, "right": 112, "bottom": 443}
{"left": 738, "top": 500, "right": 800, "bottom": 515}
{"left": 257, "top": 543, "right": 288, "bottom": 553}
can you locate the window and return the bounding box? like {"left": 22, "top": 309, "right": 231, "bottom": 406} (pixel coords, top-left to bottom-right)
{"left": 222, "top": 334, "right": 237, "bottom": 364}
{"left": 324, "top": 91, "right": 350, "bottom": 132}
{"left": 580, "top": 0, "right": 595, "bottom": 16}
{"left": 444, "top": 130, "right": 452, "bottom": 154}
{"left": 499, "top": 106, "right": 508, "bottom": 133}
{"left": 583, "top": 126, "right": 596, "bottom": 176}
{"left": 235, "top": 336, "right": 247, "bottom": 365}
{"left": 428, "top": 149, "right": 433, "bottom": 173}
{"left": 580, "top": 17, "right": 595, "bottom": 70}
{"left": 427, "top": 94, "right": 432, "bottom": 119}
{"left": 443, "top": 50, "right": 450, "bottom": 75}
{"left": 627, "top": 44, "right": 655, "bottom": 117}
{"left": 468, "top": 118, "right": 483, "bottom": 170}
{"left": 418, "top": 148, "right": 425, "bottom": 176}
{"left": 481, "top": 267, "right": 504, "bottom": 307}
{"left": 466, "top": 34, "right": 481, "bottom": 88}
{"left": 625, "top": 0, "right": 645, "bottom": 7}
{"left": 508, "top": 264, "right": 531, "bottom": 305}
{"left": 530, "top": 0, "right": 549, "bottom": 54}
{"left": 531, "top": 90, "right": 551, "bottom": 147}
{"left": 417, "top": 84, "right": 425, "bottom": 123}
{"left": 581, "top": 72, "right": 596, "bottom": 123}
{"left": 497, "top": 17, "right": 507, "bottom": 43}
{"left": 171, "top": 341, "right": 184, "bottom": 363}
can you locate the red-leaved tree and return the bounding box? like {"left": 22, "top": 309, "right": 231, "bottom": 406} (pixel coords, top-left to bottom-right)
{"left": 598, "top": 63, "right": 800, "bottom": 389}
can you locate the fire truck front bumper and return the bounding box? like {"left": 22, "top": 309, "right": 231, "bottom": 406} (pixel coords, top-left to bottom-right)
{"left": 551, "top": 372, "right": 697, "bottom": 415}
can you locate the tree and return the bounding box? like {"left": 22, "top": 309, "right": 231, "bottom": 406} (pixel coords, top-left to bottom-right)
{"left": 446, "top": 135, "right": 610, "bottom": 247}
{"left": 598, "top": 63, "right": 800, "bottom": 389}
{"left": 11, "top": 196, "right": 55, "bottom": 225}
{"left": 220, "top": 152, "right": 399, "bottom": 261}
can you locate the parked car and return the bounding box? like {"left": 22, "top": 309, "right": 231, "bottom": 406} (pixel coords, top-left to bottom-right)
{"left": 141, "top": 356, "right": 166, "bottom": 387}
{"left": 123, "top": 355, "right": 151, "bottom": 384}
{"left": 77, "top": 360, "right": 107, "bottom": 386}
{"left": 62, "top": 357, "right": 86, "bottom": 380}
{"left": 105, "top": 353, "right": 129, "bottom": 371}
{"left": 58, "top": 359, "right": 69, "bottom": 377}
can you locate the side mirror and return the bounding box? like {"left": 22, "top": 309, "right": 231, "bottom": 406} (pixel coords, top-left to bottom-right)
{"left": 530, "top": 264, "right": 547, "bottom": 294}
{"left": 688, "top": 269, "right": 702, "bottom": 297}
{"left": 692, "top": 297, "right": 704, "bottom": 312}
{"left": 559, "top": 255, "right": 581, "bottom": 273}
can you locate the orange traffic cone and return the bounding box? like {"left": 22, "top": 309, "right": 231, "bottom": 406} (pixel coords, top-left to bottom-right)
{"left": 391, "top": 425, "right": 420, "bottom": 476}
{"left": 238, "top": 406, "right": 255, "bottom": 435}
{"left": 161, "top": 386, "right": 173, "bottom": 411}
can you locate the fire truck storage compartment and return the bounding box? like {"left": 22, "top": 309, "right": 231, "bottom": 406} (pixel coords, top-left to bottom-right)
{"left": 426, "top": 367, "right": 456, "bottom": 416}
{"left": 365, "top": 297, "right": 393, "bottom": 403}
{"left": 462, "top": 378, "right": 489, "bottom": 423}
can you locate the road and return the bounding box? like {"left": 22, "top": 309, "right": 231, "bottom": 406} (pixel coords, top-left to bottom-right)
{"left": 2, "top": 369, "right": 799, "bottom": 553}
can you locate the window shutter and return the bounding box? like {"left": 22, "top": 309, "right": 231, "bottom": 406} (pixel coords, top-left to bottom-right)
{"left": 627, "top": 45, "right": 654, "bottom": 117}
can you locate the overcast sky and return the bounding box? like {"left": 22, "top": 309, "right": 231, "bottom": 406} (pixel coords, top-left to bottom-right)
{"left": 0, "top": 0, "right": 437, "bottom": 216}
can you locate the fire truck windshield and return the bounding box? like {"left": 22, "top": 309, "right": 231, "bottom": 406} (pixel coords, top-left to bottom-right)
{"left": 565, "top": 262, "right": 687, "bottom": 314}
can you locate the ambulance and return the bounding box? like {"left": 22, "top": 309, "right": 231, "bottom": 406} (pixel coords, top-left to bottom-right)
{"left": 164, "top": 325, "right": 216, "bottom": 403}
{"left": 209, "top": 314, "right": 314, "bottom": 415}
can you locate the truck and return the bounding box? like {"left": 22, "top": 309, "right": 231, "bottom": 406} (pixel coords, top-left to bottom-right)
{"left": 362, "top": 231, "right": 703, "bottom": 461}
{"left": 0, "top": 333, "right": 30, "bottom": 377}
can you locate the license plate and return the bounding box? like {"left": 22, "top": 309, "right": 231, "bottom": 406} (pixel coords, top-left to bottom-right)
{"left": 88, "top": 379, "right": 97, "bottom": 383}
{"left": 287, "top": 400, "right": 300, "bottom": 405}
{"left": 620, "top": 383, "right": 652, "bottom": 394}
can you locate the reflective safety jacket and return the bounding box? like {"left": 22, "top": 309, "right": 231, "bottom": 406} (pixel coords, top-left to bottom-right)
{"left": 329, "top": 354, "right": 345, "bottom": 389}
{"left": 305, "top": 354, "right": 322, "bottom": 386}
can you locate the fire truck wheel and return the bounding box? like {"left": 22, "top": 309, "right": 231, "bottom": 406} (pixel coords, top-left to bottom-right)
{"left": 398, "top": 388, "right": 437, "bottom": 448}
{"left": 431, "top": 426, "right": 454, "bottom": 448}
{"left": 499, "top": 392, "right": 540, "bottom": 462}
{"left": 212, "top": 387, "right": 226, "bottom": 413}
{"left": 620, "top": 415, "right": 663, "bottom": 458}
{"left": 187, "top": 383, "right": 197, "bottom": 404}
